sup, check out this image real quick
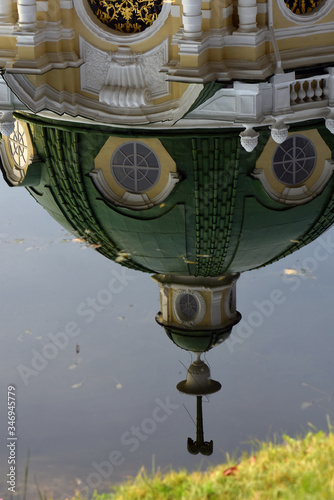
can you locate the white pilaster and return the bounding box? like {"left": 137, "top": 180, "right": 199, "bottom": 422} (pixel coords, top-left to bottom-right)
{"left": 271, "top": 71, "right": 295, "bottom": 114}
{"left": 325, "top": 67, "right": 334, "bottom": 107}
{"left": 17, "top": 0, "right": 37, "bottom": 31}
{"left": 210, "top": 291, "right": 222, "bottom": 327}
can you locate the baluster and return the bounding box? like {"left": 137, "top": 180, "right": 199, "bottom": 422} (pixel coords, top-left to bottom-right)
{"left": 297, "top": 81, "right": 306, "bottom": 102}
{"left": 314, "top": 78, "right": 323, "bottom": 100}
{"left": 290, "top": 83, "right": 298, "bottom": 104}
{"left": 323, "top": 78, "right": 330, "bottom": 99}
{"left": 306, "top": 80, "right": 315, "bottom": 101}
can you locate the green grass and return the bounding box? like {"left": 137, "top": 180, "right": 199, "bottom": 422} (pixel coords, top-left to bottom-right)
{"left": 70, "top": 430, "right": 334, "bottom": 500}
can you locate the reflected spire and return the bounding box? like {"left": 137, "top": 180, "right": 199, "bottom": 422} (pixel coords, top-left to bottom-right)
{"left": 177, "top": 353, "right": 221, "bottom": 455}
{"left": 187, "top": 396, "right": 212, "bottom": 456}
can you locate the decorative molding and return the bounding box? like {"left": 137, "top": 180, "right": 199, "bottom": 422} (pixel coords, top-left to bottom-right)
{"left": 276, "top": 0, "right": 333, "bottom": 25}
{"left": 3, "top": 71, "right": 203, "bottom": 125}
{"left": 171, "top": 26, "right": 267, "bottom": 58}
{"left": 90, "top": 168, "right": 180, "bottom": 210}
{"left": 253, "top": 159, "right": 334, "bottom": 204}
{"left": 73, "top": 0, "right": 171, "bottom": 45}
{"left": 239, "top": 126, "right": 259, "bottom": 151}
{"left": 270, "top": 120, "right": 289, "bottom": 143}
{"left": 5, "top": 51, "right": 82, "bottom": 74}
{"left": 80, "top": 37, "right": 169, "bottom": 102}
{"left": 275, "top": 21, "right": 334, "bottom": 38}
{"left": 14, "top": 21, "right": 75, "bottom": 45}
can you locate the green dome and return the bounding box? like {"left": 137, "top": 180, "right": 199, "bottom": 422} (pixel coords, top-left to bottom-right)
{"left": 3, "top": 113, "right": 334, "bottom": 277}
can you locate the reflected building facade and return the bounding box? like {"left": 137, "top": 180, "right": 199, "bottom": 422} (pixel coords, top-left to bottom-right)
{"left": 1, "top": 0, "right": 334, "bottom": 455}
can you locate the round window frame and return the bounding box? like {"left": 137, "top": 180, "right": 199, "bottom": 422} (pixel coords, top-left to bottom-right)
{"left": 110, "top": 141, "right": 161, "bottom": 194}
{"left": 252, "top": 130, "right": 334, "bottom": 206}
{"left": 277, "top": 0, "right": 333, "bottom": 24}
{"left": 73, "top": 0, "right": 171, "bottom": 45}
{"left": 272, "top": 134, "right": 317, "bottom": 187}
{"left": 8, "top": 121, "right": 29, "bottom": 170}
{"left": 172, "top": 290, "right": 206, "bottom": 327}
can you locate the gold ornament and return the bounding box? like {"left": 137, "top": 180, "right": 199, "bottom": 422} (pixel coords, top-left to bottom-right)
{"left": 87, "top": 0, "right": 163, "bottom": 33}
{"left": 284, "top": 0, "right": 322, "bottom": 14}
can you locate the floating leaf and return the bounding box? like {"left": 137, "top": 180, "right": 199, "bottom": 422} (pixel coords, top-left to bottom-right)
{"left": 301, "top": 401, "right": 313, "bottom": 410}
{"left": 284, "top": 269, "right": 298, "bottom": 275}
{"left": 71, "top": 383, "right": 83, "bottom": 389}
{"left": 223, "top": 466, "right": 238, "bottom": 476}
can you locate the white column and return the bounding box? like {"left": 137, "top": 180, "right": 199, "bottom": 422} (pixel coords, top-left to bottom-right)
{"left": 0, "top": 0, "right": 14, "bottom": 24}
{"left": 238, "top": 0, "right": 257, "bottom": 32}
{"left": 182, "top": 0, "right": 202, "bottom": 39}
{"left": 17, "top": 0, "right": 37, "bottom": 31}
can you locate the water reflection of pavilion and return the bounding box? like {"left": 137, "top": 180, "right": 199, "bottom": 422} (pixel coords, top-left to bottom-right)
{"left": 1, "top": 0, "right": 334, "bottom": 456}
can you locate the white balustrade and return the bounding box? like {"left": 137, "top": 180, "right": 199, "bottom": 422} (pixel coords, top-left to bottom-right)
{"left": 290, "top": 75, "right": 329, "bottom": 105}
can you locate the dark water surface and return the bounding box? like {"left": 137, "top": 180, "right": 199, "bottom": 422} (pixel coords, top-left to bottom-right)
{"left": 1, "top": 178, "right": 334, "bottom": 499}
